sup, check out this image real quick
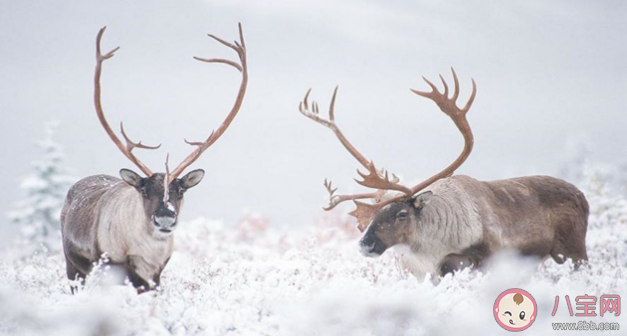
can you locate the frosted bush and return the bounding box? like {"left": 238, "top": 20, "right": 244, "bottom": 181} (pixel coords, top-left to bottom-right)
{"left": 0, "top": 173, "right": 626, "bottom": 335}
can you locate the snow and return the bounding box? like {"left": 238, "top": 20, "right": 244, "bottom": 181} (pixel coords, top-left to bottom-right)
{"left": 1, "top": 180, "right": 626, "bottom": 335}
{"left": 3, "top": 140, "right": 626, "bottom": 335}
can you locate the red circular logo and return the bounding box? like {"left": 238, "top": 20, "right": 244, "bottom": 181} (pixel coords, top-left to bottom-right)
{"left": 494, "top": 288, "right": 537, "bottom": 331}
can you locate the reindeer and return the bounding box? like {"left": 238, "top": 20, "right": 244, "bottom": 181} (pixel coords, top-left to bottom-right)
{"left": 61, "top": 24, "right": 248, "bottom": 292}
{"left": 298, "top": 69, "right": 589, "bottom": 278}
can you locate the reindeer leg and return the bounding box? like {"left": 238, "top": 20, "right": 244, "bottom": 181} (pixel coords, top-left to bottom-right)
{"left": 548, "top": 216, "right": 589, "bottom": 270}
{"left": 65, "top": 260, "right": 85, "bottom": 294}
{"left": 63, "top": 249, "right": 91, "bottom": 294}
{"left": 125, "top": 256, "right": 153, "bottom": 293}
{"left": 438, "top": 242, "right": 490, "bottom": 277}
{"left": 438, "top": 253, "right": 475, "bottom": 276}
{"left": 151, "top": 256, "right": 171, "bottom": 288}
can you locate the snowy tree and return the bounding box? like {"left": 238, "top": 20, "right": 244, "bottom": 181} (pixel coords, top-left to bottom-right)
{"left": 8, "top": 122, "right": 76, "bottom": 254}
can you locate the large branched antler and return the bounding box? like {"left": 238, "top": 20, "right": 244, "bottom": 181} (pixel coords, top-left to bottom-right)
{"left": 349, "top": 68, "right": 477, "bottom": 230}
{"left": 299, "top": 87, "right": 401, "bottom": 211}
{"left": 168, "top": 23, "right": 248, "bottom": 182}
{"left": 300, "top": 68, "right": 477, "bottom": 232}
{"left": 406, "top": 68, "right": 476, "bottom": 195}
{"left": 94, "top": 27, "right": 161, "bottom": 176}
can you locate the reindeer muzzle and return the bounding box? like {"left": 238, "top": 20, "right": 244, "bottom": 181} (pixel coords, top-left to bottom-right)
{"left": 359, "top": 232, "right": 386, "bottom": 257}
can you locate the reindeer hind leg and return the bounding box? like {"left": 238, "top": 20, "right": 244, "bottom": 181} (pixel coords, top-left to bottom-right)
{"left": 550, "top": 218, "right": 588, "bottom": 269}
{"left": 64, "top": 253, "right": 89, "bottom": 294}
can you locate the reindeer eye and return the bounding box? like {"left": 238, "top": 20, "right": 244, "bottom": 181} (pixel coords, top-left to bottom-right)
{"left": 140, "top": 188, "right": 149, "bottom": 198}
{"left": 397, "top": 211, "right": 408, "bottom": 219}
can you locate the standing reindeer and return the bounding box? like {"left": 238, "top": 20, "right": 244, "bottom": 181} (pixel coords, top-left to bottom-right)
{"left": 298, "top": 69, "right": 588, "bottom": 278}
{"left": 61, "top": 24, "right": 248, "bottom": 292}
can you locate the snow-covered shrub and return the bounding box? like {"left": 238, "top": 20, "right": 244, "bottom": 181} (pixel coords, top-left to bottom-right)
{"left": 7, "top": 122, "right": 76, "bottom": 255}
{"left": 0, "top": 164, "right": 625, "bottom": 335}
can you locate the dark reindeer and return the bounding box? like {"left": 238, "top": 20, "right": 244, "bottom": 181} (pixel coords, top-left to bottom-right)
{"left": 298, "top": 69, "right": 588, "bottom": 278}
{"left": 61, "top": 24, "right": 248, "bottom": 292}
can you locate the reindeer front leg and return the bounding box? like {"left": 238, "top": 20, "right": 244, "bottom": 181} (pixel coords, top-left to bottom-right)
{"left": 438, "top": 242, "right": 491, "bottom": 276}
{"left": 125, "top": 255, "right": 154, "bottom": 293}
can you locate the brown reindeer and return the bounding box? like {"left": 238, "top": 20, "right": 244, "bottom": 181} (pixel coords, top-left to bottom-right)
{"left": 298, "top": 69, "right": 588, "bottom": 278}
{"left": 61, "top": 24, "right": 248, "bottom": 292}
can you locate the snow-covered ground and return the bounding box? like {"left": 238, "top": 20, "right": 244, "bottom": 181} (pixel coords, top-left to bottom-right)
{"left": 1, "top": 183, "right": 626, "bottom": 336}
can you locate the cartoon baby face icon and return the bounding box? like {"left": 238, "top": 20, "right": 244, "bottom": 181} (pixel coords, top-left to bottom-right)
{"left": 494, "top": 288, "right": 537, "bottom": 331}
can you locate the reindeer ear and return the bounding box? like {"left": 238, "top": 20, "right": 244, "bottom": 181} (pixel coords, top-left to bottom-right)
{"left": 180, "top": 169, "right": 205, "bottom": 189}
{"left": 411, "top": 191, "right": 433, "bottom": 209}
{"left": 120, "top": 169, "right": 143, "bottom": 187}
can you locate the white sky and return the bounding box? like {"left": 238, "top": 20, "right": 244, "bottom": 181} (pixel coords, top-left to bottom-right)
{"left": 1, "top": 0, "right": 626, "bottom": 234}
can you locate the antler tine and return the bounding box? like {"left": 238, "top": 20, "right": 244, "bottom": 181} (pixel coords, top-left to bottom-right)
{"left": 322, "top": 178, "right": 385, "bottom": 211}
{"left": 120, "top": 122, "right": 161, "bottom": 150}
{"left": 421, "top": 76, "right": 440, "bottom": 96}
{"left": 194, "top": 23, "right": 246, "bottom": 72}
{"left": 94, "top": 26, "right": 157, "bottom": 177}
{"left": 462, "top": 79, "right": 477, "bottom": 114}
{"left": 96, "top": 27, "right": 120, "bottom": 61}
{"left": 439, "top": 74, "right": 449, "bottom": 98}
{"left": 451, "top": 67, "right": 460, "bottom": 102}
{"left": 169, "top": 23, "right": 249, "bottom": 180}
{"left": 328, "top": 85, "right": 338, "bottom": 122}
{"left": 355, "top": 161, "right": 412, "bottom": 195}
{"left": 322, "top": 178, "right": 339, "bottom": 210}
{"left": 193, "top": 57, "right": 243, "bottom": 72}
{"left": 299, "top": 88, "right": 335, "bottom": 129}
{"left": 301, "top": 88, "right": 311, "bottom": 111}
{"left": 324, "top": 178, "right": 338, "bottom": 197}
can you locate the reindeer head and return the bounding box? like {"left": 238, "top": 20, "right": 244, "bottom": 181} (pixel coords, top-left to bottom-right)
{"left": 119, "top": 169, "right": 204, "bottom": 237}
{"left": 299, "top": 69, "right": 476, "bottom": 257}
{"left": 92, "top": 24, "right": 247, "bottom": 238}
{"left": 358, "top": 191, "right": 433, "bottom": 257}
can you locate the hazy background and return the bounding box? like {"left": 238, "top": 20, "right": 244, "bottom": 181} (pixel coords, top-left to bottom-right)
{"left": 1, "top": 0, "right": 626, "bottom": 240}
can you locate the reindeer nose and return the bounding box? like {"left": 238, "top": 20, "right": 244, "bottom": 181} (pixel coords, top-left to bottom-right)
{"left": 154, "top": 216, "right": 177, "bottom": 230}
{"left": 359, "top": 233, "right": 384, "bottom": 257}
{"left": 360, "top": 241, "right": 376, "bottom": 255}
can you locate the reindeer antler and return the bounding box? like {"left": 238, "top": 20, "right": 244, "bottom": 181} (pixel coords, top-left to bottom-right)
{"left": 355, "top": 161, "right": 412, "bottom": 195}
{"left": 299, "top": 87, "right": 370, "bottom": 168}
{"left": 406, "top": 68, "right": 476, "bottom": 195}
{"left": 299, "top": 87, "right": 401, "bottom": 211}
{"left": 301, "top": 68, "right": 477, "bottom": 231}
{"left": 168, "top": 23, "right": 248, "bottom": 183}
{"left": 94, "top": 27, "right": 161, "bottom": 176}
{"left": 92, "top": 24, "right": 249, "bottom": 181}
{"left": 351, "top": 69, "right": 477, "bottom": 229}
{"left": 322, "top": 179, "right": 385, "bottom": 211}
